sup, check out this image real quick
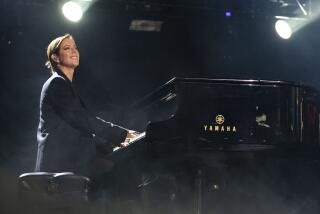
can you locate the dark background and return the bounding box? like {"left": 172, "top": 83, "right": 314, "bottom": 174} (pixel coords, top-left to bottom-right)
{"left": 1, "top": 0, "right": 320, "bottom": 213}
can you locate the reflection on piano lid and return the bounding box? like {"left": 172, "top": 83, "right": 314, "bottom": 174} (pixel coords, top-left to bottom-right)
{"left": 126, "top": 78, "right": 320, "bottom": 151}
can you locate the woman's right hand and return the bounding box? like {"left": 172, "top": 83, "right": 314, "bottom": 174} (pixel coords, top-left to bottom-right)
{"left": 121, "top": 130, "right": 140, "bottom": 147}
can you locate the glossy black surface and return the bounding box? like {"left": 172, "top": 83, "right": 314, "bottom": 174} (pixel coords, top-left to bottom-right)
{"left": 126, "top": 78, "right": 320, "bottom": 154}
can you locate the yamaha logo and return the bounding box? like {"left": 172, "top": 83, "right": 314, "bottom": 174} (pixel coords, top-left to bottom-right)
{"left": 215, "top": 115, "right": 224, "bottom": 124}
{"left": 203, "top": 114, "right": 237, "bottom": 133}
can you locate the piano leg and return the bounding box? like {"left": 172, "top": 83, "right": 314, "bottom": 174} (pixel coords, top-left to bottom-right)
{"left": 194, "top": 169, "right": 203, "bottom": 214}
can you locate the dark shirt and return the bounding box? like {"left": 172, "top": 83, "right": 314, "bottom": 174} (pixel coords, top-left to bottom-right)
{"left": 35, "top": 69, "right": 126, "bottom": 175}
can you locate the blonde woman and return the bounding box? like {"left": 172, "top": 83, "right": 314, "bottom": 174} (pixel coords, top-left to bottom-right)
{"left": 35, "top": 34, "right": 133, "bottom": 176}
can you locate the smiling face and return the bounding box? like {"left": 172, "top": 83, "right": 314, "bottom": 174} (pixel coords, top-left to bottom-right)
{"left": 55, "top": 37, "right": 80, "bottom": 70}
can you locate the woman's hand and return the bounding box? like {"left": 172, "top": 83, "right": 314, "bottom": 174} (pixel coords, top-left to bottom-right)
{"left": 120, "top": 130, "right": 140, "bottom": 147}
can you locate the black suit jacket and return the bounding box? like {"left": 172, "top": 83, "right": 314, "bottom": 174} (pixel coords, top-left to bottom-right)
{"left": 35, "top": 70, "right": 126, "bottom": 175}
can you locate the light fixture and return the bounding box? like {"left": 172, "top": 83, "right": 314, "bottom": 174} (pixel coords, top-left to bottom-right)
{"left": 225, "top": 11, "right": 232, "bottom": 17}
{"left": 129, "top": 20, "right": 163, "bottom": 32}
{"left": 296, "top": 0, "right": 308, "bottom": 16}
{"left": 62, "top": 1, "right": 83, "bottom": 22}
{"left": 275, "top": 20, "right": 292, "bottom": 39}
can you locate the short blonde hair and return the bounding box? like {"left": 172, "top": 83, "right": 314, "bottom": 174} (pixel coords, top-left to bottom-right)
{"left": 45, "top": 34, "right": 73, "bottom": 73}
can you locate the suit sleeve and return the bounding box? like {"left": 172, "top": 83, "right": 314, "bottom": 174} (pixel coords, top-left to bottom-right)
{"left": 47, "top": 77, "right": 127, "bottom": 144}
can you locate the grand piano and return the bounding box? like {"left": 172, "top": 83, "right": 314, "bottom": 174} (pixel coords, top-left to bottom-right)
{"left": 106, "top": 78, "right": 320, "bottom": 214}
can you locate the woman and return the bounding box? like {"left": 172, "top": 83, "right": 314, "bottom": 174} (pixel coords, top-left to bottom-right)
{"left": 35, "top": 34, "right": 133, "bottom": 176}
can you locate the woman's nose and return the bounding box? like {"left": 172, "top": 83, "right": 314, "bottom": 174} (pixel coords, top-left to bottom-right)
{"left": 71, "top": 47, "right": 78, "bottom": 54}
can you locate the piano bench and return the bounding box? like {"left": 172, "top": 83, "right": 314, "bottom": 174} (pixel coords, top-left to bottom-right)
{"left": 18, "top": 172, "right": 90, "bottom": 214}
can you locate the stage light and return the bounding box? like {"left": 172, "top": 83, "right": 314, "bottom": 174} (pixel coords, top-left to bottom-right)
{"left": 62, "top": 1, "right": 83, "bottom": 22}
{"left": 225, "top": 11, "right": 232, "bottom": 17}
{"left": 275, "top": 20, "right": 292, "bottom": 39}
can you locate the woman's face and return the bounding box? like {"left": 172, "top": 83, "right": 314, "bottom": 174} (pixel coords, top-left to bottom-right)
{"left": 57, "top": 37, "right": 80, "bottom": 69}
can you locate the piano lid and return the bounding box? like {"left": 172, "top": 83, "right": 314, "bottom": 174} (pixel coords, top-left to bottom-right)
{"left": 131, "top": 77, "right": 312, "bottom": 109}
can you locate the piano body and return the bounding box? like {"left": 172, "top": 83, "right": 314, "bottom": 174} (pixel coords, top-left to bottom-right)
{"left": 107, "top": 78, "right": 320, "bottom": 214}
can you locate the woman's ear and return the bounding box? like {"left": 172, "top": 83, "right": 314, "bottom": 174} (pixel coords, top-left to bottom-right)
{"left": 51, "top": 54, "right": 60, "bottom": 63}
